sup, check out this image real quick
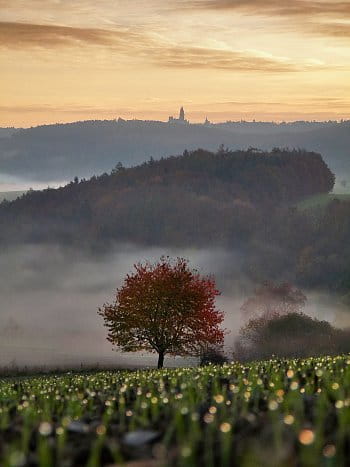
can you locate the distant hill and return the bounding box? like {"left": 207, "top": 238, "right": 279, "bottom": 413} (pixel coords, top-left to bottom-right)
{"left": 0, "top": 147, "right": 334, "bottom": 246}
{"left": 0, "top": 119, "right": 349, "bottom": 182}
{"left": 0, "top": 128, "right": 18, "bottom": 138}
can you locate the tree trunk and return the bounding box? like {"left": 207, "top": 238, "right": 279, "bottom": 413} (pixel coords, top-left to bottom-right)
{"left": 157, "top": 351, "right": 165, "bottom": 369}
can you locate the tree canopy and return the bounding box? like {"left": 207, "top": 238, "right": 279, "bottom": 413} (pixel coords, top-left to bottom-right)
{"left": 98, "top": 257, "right": 225, "bottom": 368}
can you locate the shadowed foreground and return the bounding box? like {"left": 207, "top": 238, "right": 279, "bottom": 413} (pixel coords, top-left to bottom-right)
{"left": 0, "top": 356, "right": 349, "bottom": 466}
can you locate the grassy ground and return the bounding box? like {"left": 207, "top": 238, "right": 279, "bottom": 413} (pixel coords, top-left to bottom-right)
{"left": 0, "top": 355, "right": 349, "bottom": 466}
{"left": 297, "top": 193, "right": 350, "bottom": 211}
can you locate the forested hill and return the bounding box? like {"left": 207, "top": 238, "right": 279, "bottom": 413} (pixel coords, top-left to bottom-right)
{"left": 1, "top": 147, "right": 350, "bottom": 293}
{"left": 0, "top": 148, "right": 334, "bottom": 247}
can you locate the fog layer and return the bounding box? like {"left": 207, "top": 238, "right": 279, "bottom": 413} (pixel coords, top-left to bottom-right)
{"left": 0, "top": 244, "right": 347, "bottom": 368}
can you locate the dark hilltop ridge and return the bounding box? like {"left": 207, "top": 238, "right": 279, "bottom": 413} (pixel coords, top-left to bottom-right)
{"left": 2, "top": 147, "right": 350, "bottom": 296}
{"left": 0, "top": 118, "right": 350, "bottom": 182}
{"left": 0, "top": 147, "right": 334, "bottom": 246}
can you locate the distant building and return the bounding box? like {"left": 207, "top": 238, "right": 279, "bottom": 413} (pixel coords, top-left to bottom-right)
{"left": 179, "top": 106, "right": 185, "bottom": 121}
{"left": 168, "top": 107, "right": 189, "bottom": 124}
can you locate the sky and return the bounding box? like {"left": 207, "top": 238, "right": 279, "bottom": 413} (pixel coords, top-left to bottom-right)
{"left": 1, "top": 0, "right": 350, "bottom": 127}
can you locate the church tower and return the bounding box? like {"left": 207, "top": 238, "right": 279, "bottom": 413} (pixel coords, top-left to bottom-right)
{"left": 168, "top": 106, "right": 188, "bottom": 124}
{"left": 179, "top": 106, "right": 185, "bottom": 121}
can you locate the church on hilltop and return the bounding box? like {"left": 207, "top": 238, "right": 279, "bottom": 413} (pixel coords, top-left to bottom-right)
{"left": 168, "top": 107, "right": 189, "bottom": 124}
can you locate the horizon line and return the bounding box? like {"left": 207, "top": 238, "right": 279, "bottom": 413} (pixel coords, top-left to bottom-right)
{"left": 2, "top": 116, "right": 350, "bottom": 130}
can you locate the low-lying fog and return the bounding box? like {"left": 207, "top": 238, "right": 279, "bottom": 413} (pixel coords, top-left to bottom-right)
{"left": 0, "top": 244, "right": 348, "bottom": 369}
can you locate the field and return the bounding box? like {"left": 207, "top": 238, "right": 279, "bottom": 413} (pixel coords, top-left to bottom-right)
{"left": 1, "top": 357, "right": 350, "bottom": 466}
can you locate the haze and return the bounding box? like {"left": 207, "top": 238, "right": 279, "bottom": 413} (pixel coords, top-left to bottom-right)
{"left": 1, "top": 243, "right": 347, "bottom": 368}
{"left": 0, "top": 244, "right": 244, "bottom": 368}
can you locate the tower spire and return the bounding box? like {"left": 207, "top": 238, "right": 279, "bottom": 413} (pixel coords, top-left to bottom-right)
{"left": 179, "top": 106, "right": 185, "bottom": 121}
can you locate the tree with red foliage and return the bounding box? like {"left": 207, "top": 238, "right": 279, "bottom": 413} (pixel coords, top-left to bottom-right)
{"left": 98, "top": 257, "right": 225, "bottom": 368}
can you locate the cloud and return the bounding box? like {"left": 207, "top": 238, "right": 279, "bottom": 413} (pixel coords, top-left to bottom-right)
{"left": 202, "top": 98, "right": 350, "bottom": 108}
{"left": 178, "top": 0, "right": 350, "bottom": 40}
{"left": 0, "top": 21, "right": 145, "bottom": 49}
{"left": 182, "top": 0, "right": 350, "bottom": 18}
{"left": 0, "top": 21, "right": 320, "bottom": 73}
{"left": 0, "top": 104, "right": 124, "bottom": 114}
{"left": 154, "top": 45, "right": 304, "bottom": 72}
{"left": 312, "top": 22, "right": 350, "bottom": 39}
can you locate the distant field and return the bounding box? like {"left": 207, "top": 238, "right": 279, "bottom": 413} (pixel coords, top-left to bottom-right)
{"left": 298, "top": 193, "right": 350, "bottom": 210}
{"left": 0, "top": 191, "right": 25, "bottom": 202}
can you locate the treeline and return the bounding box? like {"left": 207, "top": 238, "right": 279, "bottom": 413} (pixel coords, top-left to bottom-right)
{"left": 1, "top": 147, "right": 348, "bottom": 295}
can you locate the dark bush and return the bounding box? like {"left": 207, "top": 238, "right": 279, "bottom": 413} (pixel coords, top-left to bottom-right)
{"left": 200, "top": 347, "right": 228, "bottom": 366}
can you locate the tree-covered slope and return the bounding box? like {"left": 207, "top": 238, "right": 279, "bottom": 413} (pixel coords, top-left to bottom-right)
{"left": 2, "top": 147, "right": 349, "bottom": 294}
{"left": 0, "top": 148, "right": 334, "bottom": 246}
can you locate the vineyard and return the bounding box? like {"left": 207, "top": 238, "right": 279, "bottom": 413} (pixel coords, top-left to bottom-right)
{"left": 1, "top": 356, "right": 350, "bottom": 466}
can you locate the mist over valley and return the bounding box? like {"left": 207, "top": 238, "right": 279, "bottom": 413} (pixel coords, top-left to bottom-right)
{"left": 1, "top": 243, "right": 347, "bottom": 368}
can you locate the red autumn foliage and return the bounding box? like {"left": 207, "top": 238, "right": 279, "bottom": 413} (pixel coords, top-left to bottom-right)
{"left": 98, "top": 256, "right": 225, "bottom": 368}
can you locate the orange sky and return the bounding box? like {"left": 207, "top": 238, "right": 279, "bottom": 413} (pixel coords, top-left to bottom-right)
{"left": 1, "top": 0, "right": 350, "bottom": 127}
